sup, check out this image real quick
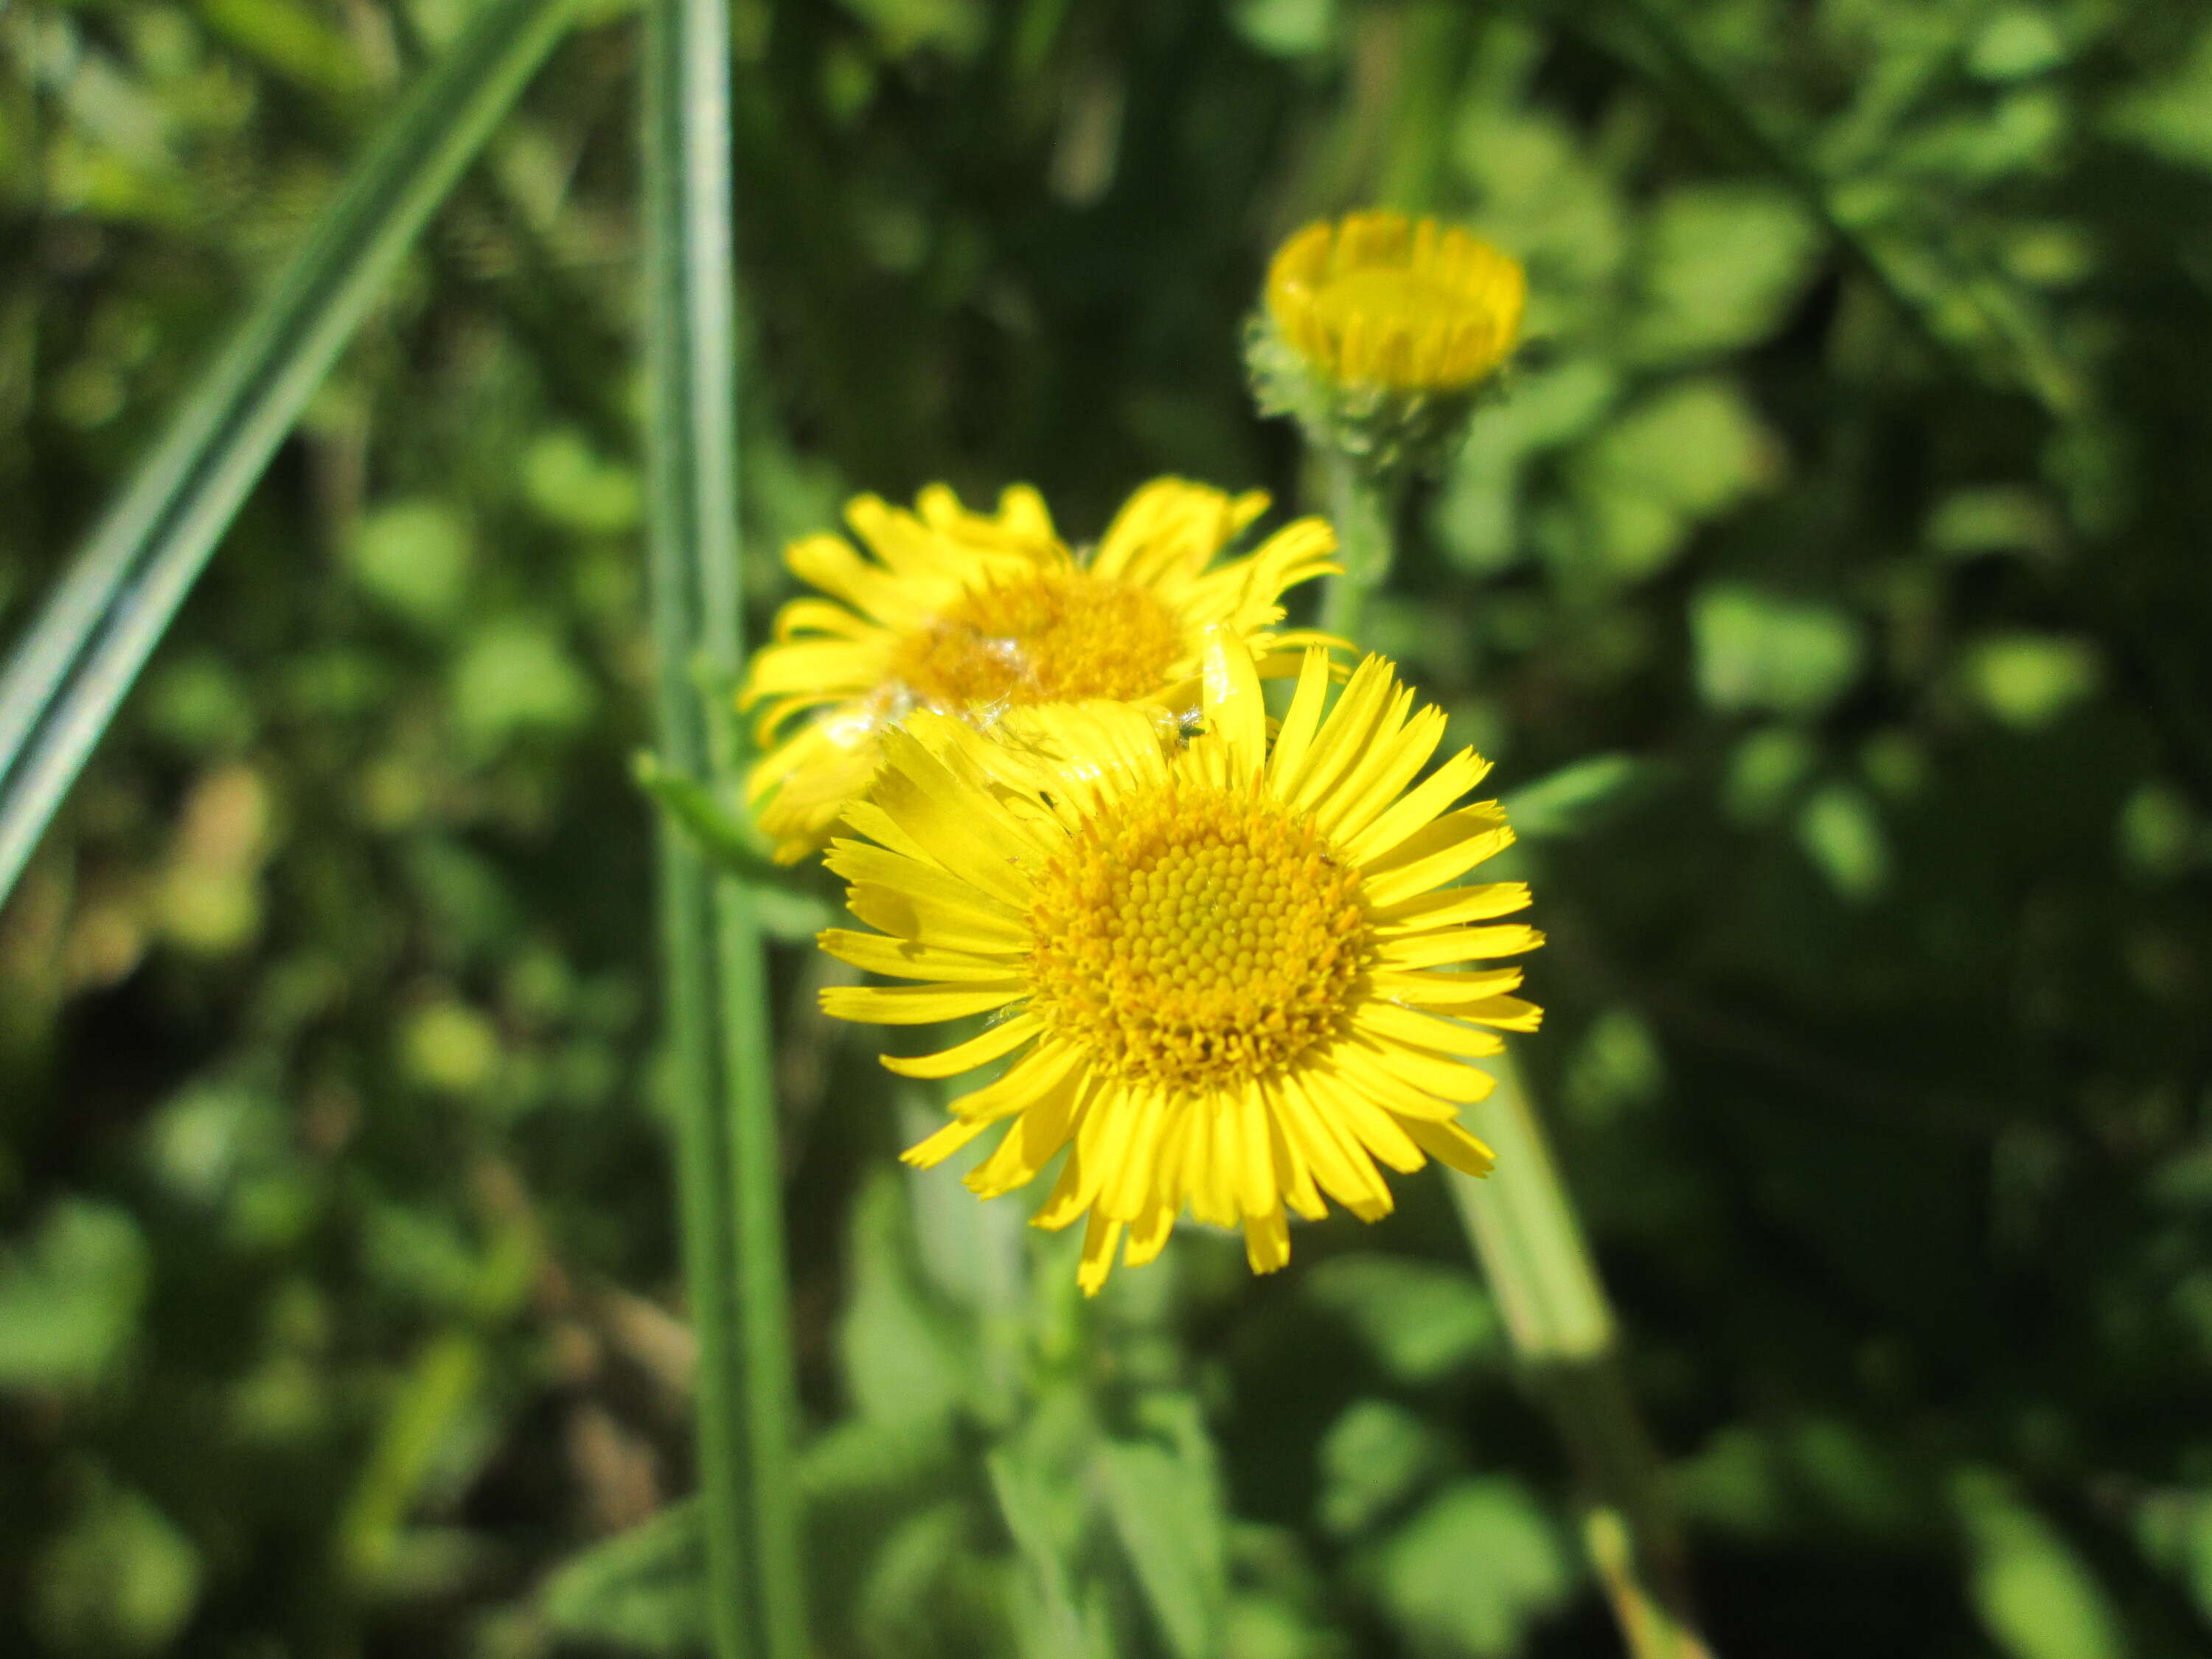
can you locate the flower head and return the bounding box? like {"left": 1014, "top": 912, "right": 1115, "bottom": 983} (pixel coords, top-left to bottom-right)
{"left": 738, "top": 481, "right": 1341, "bottom": 862}
{"left": 1266, "top": 211, "right": 1525, "bottom": 393}
{"left": 816, "top": 630, "right": 1542, "bottom": 1293}
{"left": 1247, "top": 212, "right": 1525, "bottom": 476}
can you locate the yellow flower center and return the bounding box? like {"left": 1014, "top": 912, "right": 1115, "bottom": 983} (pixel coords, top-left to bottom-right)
{"left": 895, "top": 569, "right": 1186, "bottom": 709}
{"left": 1026, "top": 781, "right": 1373, "bottom": 1091}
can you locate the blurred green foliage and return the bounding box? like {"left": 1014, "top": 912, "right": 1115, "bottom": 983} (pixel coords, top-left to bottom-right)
{"left": 7, "top": 0, "right": 2212, "bottom": 1655}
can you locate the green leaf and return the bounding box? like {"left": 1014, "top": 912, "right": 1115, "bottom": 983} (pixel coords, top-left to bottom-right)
{"left": 2107, "top": 24, "right": 2212, "bottom": 172}
{"left": 1502, "top": 753, "right": 1651, "bottom": 841}
{"left": 1961, "top": 634, "right": 2102, "bottom": 731}
{"left": 0, "top": 0, "right": 582, "bottom": 909}
{"left": 32, "top": 1482, "right": 202, "bottom": 1657}
{"left": 838, "top": 1170, "right": 976, "bottom": 1428}
{"left": 1571, "top": 380, "right": 1775, "bottom": 581}
{"left": 345, "top": 499, "right": 476, "bottom": 630}
{"left": 450, "top": 618, "right": 597, "bottom": 751}
{"left": 0, "top": 1198, "right": 150, "bottom": 1391}
{"left": 1692, "top": 584, "right": 1865, "bottom": 717}
{"left": 988, "top": 1446, "right": 1098, "bottom": 1659}
{"left": 542, "top": 1501, "right": 710, "bottom": 1655}
{"left": 1955, "top": 1471, "right": 2125, "bottom": 1659}
{"left": 522, "top": 428, "right": 644, "bottom": 533}
{"left": 1628, "top": 185, "right": 1820, "bottom": 364}
{"left": 1366, "top": 1477, "right": 1576, "bottom": 1658}
{"left": 1303, "top": 1255, "right": 1501, "bottom": 1385}
{"left": 1103, "top": 1430, "right": 1230, "bottom": 1659}
{"left": 1797, "top": 782, "right": 1890, "bottom": 902}
{"left": 1317, "top": 1400, "right": 1449, "bottom": 1538}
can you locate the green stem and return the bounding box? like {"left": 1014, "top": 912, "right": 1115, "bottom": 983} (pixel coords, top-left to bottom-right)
{"left": 641, "top": 0, "right": 807, "bottom": 1654}
{"left": 1321, "top": 462, "right": 1712, "bottom": 1655}
{"left": 1317, "top": 450, "right": 1402, "bottom": 641}
{"left": 1444, "top": 1055, "right": 1712, "bottom": 1658}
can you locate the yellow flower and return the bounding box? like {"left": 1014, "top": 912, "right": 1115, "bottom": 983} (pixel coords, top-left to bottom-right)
{"left": 1266, "top": 211, "right": 1525, "bottom": 394}
{"left": 737, "top": 480, "right": 1342, "bottom": 862}
{"left": 815, "top": 630, "right": 1542, "bottom": 1294}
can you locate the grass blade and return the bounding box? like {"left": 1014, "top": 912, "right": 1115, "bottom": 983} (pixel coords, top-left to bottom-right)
{"left": 641, "top": 0, "right": 808, "bottom": 1652}
{"left": 0, "top": 0, "right": 581, "bottom": 907}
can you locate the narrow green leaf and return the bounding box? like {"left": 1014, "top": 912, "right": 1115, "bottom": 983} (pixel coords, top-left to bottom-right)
{"left": 0, "top": 0, "right": 581, "bottom": 908}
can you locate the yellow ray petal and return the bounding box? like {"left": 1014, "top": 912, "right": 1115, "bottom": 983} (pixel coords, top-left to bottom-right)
{"left": 1400, "top": 1116, "right": 1497, "bottom": 1178}
{"left": 819, "top": 983, "right": 1026, "bottom": 1024}
{"left": 1377, "top": 924, "right": 1545, "bottom": 970}
{"left": 878, "top": 1012, "right": 1044, "bottom": 1079}
{"left": 818, "top": 929, "right": 1024, "bottom": 981}
{"left": 1372, "top": 881, "right": 1530, "bottom": 932}
{"left": 1078, "top": 1211, "right": 1125, "bottom": 1296}
{"left": 869, "top": 733, "right": 1040, "bottom": 908}
{"left": 1371, "top": 965, "right": 1526, "bottom": 1008}
{"left": 1354, "top": 1001, "right": 1508, "bottom": 1059}
{"left": 845, "top": 883, "right": 1027, "bottom": 955}
{"left": 1277, "top": 1070, "right": 1393, "bottom": 1220}
{"left": 947, "top": 1039, "right": 1088, "bottom": 1124}
{"left": 1317, "top": 1041, "right": 1464, "bottom": 1120}
{"left": 1030, "top": 1135, "right": 1098, "bottom": 1231}
{"left": 1243, "top": 1210, "right": 1292, "bottom": 1275}
{"left": 900, "top": 1116, "right": 995, "bottom": 1169}
{"left": 1099, "top": 1089, "right": 1170, "bottom": 1222}
{"left": 1284, "top": 660, "right": 1399, "bottom": 814}
{"left": 1338, "top": 1036, "right": 1499, "bottom": 1105}
{"left": 1234, "top": 1082, "right": 1279, "bottom": 1220}
{"left": 1360, "top": 807, "right": 1515, "bottom": 905}
{"left": 964, "top": 1065, "right": 1088, "bottom": 1197}
{"left": 1200, "top": 627, "right": 1267, "bottom": 778}
{"left": 1265, "top": 647, "right": 1335, "bottom": 795}
{"left": 1123, "top": 1194, "right": 1180, "bottom": 1270}
{"left": 1316, "top": 700, "right": 1445, "bottom": 841}
{"left": 771, "top": 597, "right": 882, "bottom": 642}
{"left": 1259, "top": 1078, "right": 1326, "bottom": 1221}
{"left": 1305, "top": 1069, "right": 1427, "bottom": 1172}
{"left": 740, "top": 640, "right": 887, "bottom": 700}
{"left": 1342, "top": 749, "right": 1496, "bottom": 867}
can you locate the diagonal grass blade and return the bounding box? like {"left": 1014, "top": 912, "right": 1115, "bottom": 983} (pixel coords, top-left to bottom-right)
{"left": 0, "top": 0, "right": 580, "bottom": 908}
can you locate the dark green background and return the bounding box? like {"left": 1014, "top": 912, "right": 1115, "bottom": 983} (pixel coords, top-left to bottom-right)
{"left": 6, "top": 1, "right": 2212, "bottom": 1655}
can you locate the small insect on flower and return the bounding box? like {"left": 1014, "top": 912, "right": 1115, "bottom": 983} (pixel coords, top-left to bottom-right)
{"left": 1266, "top": 210, "right": 1526, "bottom": 394}
{"left": 737, "top": 481, "right": 1342, "bottom": 863}
{"left": 815, "top": 629, "right": 1543, "bottom": 1293}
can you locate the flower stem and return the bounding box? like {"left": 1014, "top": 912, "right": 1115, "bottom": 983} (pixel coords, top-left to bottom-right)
{"left": 1444, "top": 1055, "right": 1714, "bottom": 1659}
{"left": 1317, "top": 450, "right": 1402, "bottom": 641}
{"left": 642, "top": 0, "right": 807, "bottom": 1654}
{"left": 1316, "top": 461, "right": 1714, "bottom": 1658}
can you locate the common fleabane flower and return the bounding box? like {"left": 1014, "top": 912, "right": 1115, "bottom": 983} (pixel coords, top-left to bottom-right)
{"left": 815, "top": 630, "right": 1542, "bottom": 1293}
{"left": 1248, "top": 210, "right": 1526, "bottom": 476}
{"left": 737, "top": 479, "right": 1341, "bottom": 863}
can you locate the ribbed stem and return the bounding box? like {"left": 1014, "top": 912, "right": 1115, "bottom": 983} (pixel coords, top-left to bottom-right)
{"left": 641, "top": 0, "right": 807, "bottom": 1654}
